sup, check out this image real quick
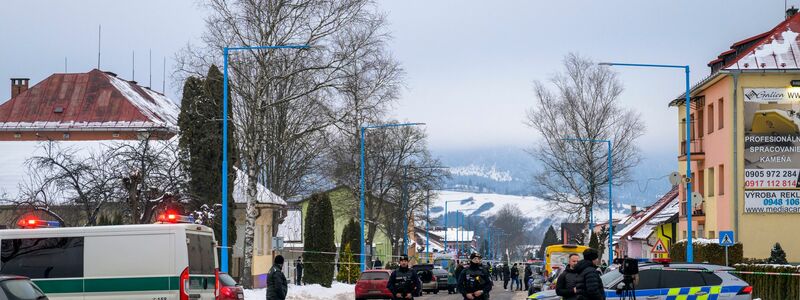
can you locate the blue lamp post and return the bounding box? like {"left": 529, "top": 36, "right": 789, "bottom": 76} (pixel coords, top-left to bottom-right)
{"left": 221, "top": 44, "right": 308, "bottom": 273}
{"left": 598, "top": 62, "right": 694, "bottom": 262}
{"left": 443, "top": 199, "right": 462, "bottom": 253}
{"left": 359, "top": 122, "right": 425, "bottom": 272}
{"left": 561, "top": 137, "right": 612, "bottom": 263}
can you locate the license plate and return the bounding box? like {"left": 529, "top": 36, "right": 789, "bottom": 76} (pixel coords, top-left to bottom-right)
{"left": 369, "top": 290, "right": 382, "bottom": 294}
{"left": 237, "top": 292, "right": 244, "bottom": 299}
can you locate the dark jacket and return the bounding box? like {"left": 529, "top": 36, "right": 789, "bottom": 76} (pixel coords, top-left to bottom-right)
{"left": 267, "top": 264, "right": 288, "bottom": 300}
{"left": 387, "top": 266, "right": 422, "bottom": 299}
{"left": 555, "top": 266, "right": 582, "bottom": 300}
{"left": 296, "top": 260, "right": 304, "bottom": 274}
{"left": 511, "top": 265, "right": 520, "bottom": 278}
{"left": 524, "top": 265, "right": 533, "bottom": 279}
{"left": 502, "top": 265, "right": 511, "bottom": 280}
{"left": 457, "top": 263, "right": 493, "bottom": 300}
{"left": 574, "top": 260, "right": 605, "bottom": 300}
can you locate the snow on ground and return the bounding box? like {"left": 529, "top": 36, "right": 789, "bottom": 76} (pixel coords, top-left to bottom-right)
{"left": 430, "top": 190, "right": 627, "bottom": 223}
{"left": 245, "top": 282, "right": 354, "bottom": 300}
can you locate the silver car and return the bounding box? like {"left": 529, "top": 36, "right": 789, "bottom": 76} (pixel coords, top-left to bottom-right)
{"left": 528, "top": 263, "right": 753, "bottom": 300}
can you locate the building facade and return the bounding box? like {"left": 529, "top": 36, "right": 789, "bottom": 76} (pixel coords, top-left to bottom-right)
{"left": 671, "top": 11, "right": 800, "bottom": 261}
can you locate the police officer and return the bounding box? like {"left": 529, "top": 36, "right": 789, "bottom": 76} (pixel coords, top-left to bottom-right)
{"left": 387, "top": 254, "right": 422, "bottom": 299}
{"left": 458, "top": 253, "right": 493, "bottom": 300}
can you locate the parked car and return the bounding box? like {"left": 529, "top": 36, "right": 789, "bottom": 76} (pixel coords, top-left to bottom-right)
{"left": 216, "top": 272, "right": 244, "bottom": 300}
{"left": 411, "top": 264, "right": 439, "bottom": 294}
{"left": 355, "top": 269, "right": 393, "bottom": 300}
{"left": 431, "top": 268, "right": 451, "bottom": 293}
{"left": 528, "top": 263, "right": 753, "bottom": 300}
{"left": 0, "top": 275, "right": 48, "bottom": 300}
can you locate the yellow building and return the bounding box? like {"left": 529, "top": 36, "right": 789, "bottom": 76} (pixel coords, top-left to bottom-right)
{"left": 669, "top": 11, "right": 800, "bottom": 261}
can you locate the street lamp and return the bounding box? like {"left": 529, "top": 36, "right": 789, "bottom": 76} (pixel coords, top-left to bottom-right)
{"left": 443, "top": 199, "right": 463, "bottom": 253}
{"left": 360, "top": 122, "right": 426, "bottom": 272}
{"left": 221, "top": 44, "right": 309, "bottom": 273}
{"left": 561, "top": 137, "right": 612, "bottom": 263}
{"left": 598, "top": 62, "right": 694, "bottom": 262}
{"left": 456, "top": 208, "right": 476, "bottom": 259}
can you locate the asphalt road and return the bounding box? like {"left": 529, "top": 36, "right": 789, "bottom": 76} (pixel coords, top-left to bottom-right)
{"left": 417, "top": 288, "right": 527, "bottom": 300}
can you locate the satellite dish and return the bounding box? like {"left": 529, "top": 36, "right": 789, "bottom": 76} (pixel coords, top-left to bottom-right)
{"left": 668, "top": 172, "right": 682, "bottom": 186}
{"left": 691, "top": 192, "right": 704, "bottom": 205}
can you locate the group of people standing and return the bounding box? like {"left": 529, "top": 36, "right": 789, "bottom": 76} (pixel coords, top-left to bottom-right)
{"left": 489, "top": 261, "right": 529, "bottom": 291}
{"left": 554, "top": 248, "right": 606, "bottom": 300}
{"left": 392, "top": 252, "right": 493, "bottom": 300}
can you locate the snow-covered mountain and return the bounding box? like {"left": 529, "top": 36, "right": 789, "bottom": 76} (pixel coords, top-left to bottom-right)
{"left": 434, "top": 146, "right": 677, "bottom": 207}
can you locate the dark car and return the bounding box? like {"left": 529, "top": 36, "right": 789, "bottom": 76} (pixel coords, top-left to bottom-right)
{"left": 411, "top": 264, "right": 438, "bottom": 294}
{"left": 0, "top": 275, "right": 48, "bottom": 300}
{"left": 216, "top": 272, "right": 244, "bottom": 300}
{"left": 355, "top": 269, "right": 393, "bottom": 300}
{"left": 431, "top": 268, "right": 450, "bottom": 293}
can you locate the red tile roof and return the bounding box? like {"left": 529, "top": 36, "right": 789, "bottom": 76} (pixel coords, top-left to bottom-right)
{"left": 724, "top": 13, "right": 800, "bottom": 70}
{"left": 0, "top": 69, "right": 178, "bottom": 131}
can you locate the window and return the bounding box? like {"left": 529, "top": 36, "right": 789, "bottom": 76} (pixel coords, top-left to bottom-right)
{"left": 707, "top": 103, "right": 715, "bottom": 134}
{"left": 635, "top": 269, "right": 661, "bottom": 290}
{"left": 187, "top": 234, "right": 215, "bottom": 275}
{"left": 701, "top": 272, "right": 723, "bottom": 286}
{"left": 1, "top": 237, "right": 84, "bottom": 279}
{"left": 719, "top": 165, "right": 725, "bottom": 195}
{"left": 62, "top": 133, "right": 70, "bottom": 139}
{"left": 696, "top": 110, "right": 704, "bottom": 138}
{"left": 709, "top": 231, "right": 716, "bottom": 239}
{"left": 708, "top": 167, "right": 715, "bottom": 197}
{"left": 112, "top": 132, "right": 120, "bottom": 138}
{"left": 697, "top": 170, "right": 704, "bottom": 195}
{"left": 718, "top": 98, "right": 724, "bottom": 129}
{"left": 659, "top": 269, "right": 707, "bottom": 288}
{"left": 360, "top": 272, "right": 390, "bottom": 280}
{"left": 13, "top": 132, "right": 21, "bottom": 139}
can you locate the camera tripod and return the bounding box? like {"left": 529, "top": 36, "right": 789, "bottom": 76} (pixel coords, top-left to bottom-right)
{"left": 616, "top": 275, "right": 636, "bottom": 300}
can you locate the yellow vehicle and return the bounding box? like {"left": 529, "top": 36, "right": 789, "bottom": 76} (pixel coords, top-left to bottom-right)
{"left": 544, "top": 244, "right": 589, "bottom": 277}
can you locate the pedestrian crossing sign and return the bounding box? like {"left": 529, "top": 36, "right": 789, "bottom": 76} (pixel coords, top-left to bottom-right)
{"left": 719, "top": 231, "right": 735, "bottom": 246}
{"left": 651, "top": 239, "right": 668, "bottom": 254}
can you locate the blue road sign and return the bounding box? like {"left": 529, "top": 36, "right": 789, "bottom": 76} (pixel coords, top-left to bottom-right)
{"left": 719, "top": 231, "right": 735, "bottom": 246}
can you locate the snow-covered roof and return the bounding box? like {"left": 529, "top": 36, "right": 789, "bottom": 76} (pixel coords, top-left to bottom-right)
{"left": 430, "top": 228, "right": 474, "bottom": 242}
{"left": 615, "top": 186, "right": 679, "bottom": 240}
{"left": 233, "top": 168, "right": 287, "bottom": 206}
{"left": 277, "top": 209, "right": 302, "bottom": 242}
{"left": 414, "top": 232, "right": 445, "bottom": 252}
{"left": 106, "top": 74, "right": 179, "bottom": 126}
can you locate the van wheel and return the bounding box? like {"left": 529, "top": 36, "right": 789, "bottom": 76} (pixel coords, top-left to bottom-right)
{"left": 433, "top": 290, "right": 439, "bottom": 294}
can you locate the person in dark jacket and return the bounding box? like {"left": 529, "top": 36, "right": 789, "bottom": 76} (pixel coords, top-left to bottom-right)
{"left": 295, "top": 256, "right": 304, "bottom": 285}
{"left": 524, "top": 263, "right": 533, "bottom": 291}
{"left": 510, "top": 263, "right": 520, "bottom": 291}
{"left": 574, "top": 249, "right": 605, "bottom": 300}
{"left": 501, "top": 263, "right": 510, "bottom": 290}
{"left": 555, "top": 254, "right": 582, "bottom": 300}
{"left": 267, "top": 255, "right": 288, "bottom": 300}
{"left": 387, "top": 255, "right": 422, "bottom": 299}
{"left": 457, "top": 253, "right": 492, "bottom": 300}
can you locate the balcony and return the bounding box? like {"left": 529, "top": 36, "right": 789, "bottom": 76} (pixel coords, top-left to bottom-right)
{"left": 678, "top": 139, "right": 704, "bottom": 161}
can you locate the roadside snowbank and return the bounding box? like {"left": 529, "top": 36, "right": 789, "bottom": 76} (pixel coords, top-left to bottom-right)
{"left": 245, "top": 282, "right": 354, "bottom": 300}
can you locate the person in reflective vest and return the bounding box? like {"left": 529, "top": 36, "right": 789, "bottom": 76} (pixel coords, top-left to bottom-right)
{"left": 457, "top": 252, "right": 493, "bottom": 300}
{"left": 387, "top": 254, "right": 422, "bottom": 299}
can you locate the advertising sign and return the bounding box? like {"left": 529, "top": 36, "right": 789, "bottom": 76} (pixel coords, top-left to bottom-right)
{"left": 744, "top": 87, "right": 800, "bottom": 213}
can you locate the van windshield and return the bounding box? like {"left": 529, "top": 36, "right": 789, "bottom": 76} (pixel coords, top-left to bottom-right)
{"left": 187, "top": 234, "right": 215, "bottom": 275}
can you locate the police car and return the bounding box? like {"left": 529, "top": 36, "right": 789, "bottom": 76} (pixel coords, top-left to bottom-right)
{"left": 0, "top": 212, "right": 219, "bottom": 300}
{"left": 528, "top": 262, "right": 753, "bottom": 300}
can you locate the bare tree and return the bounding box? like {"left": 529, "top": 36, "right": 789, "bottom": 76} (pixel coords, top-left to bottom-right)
{"left": 175, "top": 0, "right": 392, "bottom": 287}
{"left": 491, "top": 204, "right": 531, "bottom": 260}
{"left": 525, "top": 53, "right": 644, "bottom": 239}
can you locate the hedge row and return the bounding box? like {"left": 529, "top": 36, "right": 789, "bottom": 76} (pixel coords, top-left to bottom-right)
{"left": 733, "top": 264, "right": 800, "bottom": 300}
{"left": 669, "top": 241, "right": 743, "bottom": 265}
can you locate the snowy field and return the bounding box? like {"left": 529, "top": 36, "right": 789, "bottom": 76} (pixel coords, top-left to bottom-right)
{"left": 245, "top": 282, "right": 354, "bottom": 300}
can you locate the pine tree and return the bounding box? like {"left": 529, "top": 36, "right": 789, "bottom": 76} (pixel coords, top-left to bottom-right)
{"left": 588, "top": 231, "right": 599, "bottom": 250}
{"left": 336, "top": 243, "right": 361, "bottom": 284}
{"left": 304, "top": 193, "right": 336, "bottom": 287}
{"left": 768, "top": 242, "right": 788, "bottom": 264}
{"left": 178, "top": 65, "right": 238, "bottom": 266}
{"left": 340, "top": 218, "right": 360, "bottom": 256}
{"left": 538, "top": 225, "right": 561, "bottom": 258}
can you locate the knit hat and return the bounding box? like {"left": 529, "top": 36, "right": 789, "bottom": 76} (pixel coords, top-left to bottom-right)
{"left": 274, "top": 255, "right": 285, "bottom": 265}
{"left": 583, "top": 248, "right": 599, "bottom": 261}
{"left": 399, "top": 254, "right": 409, "bottom": 261}
{"left": 470, "top": 252, "right": 482, "bottom": 260}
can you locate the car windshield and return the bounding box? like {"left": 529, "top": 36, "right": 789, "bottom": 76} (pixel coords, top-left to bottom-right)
{"left": 0, "top": 279, "right": 46, "bottom": 300}
{"left": 601, "top": 270, "right": 624, "bottom": 289}
{"left": 360, "top": 272, "right": 390, "bottom": 281}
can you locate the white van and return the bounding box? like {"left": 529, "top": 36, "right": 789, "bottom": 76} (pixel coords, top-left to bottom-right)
{"left": 0, "top": 223, "right": 218, "bottom": 300}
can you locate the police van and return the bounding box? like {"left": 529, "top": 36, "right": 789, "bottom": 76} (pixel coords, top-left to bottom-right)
{"left": 0, "top": 214, "right": 219, "bottom": 300}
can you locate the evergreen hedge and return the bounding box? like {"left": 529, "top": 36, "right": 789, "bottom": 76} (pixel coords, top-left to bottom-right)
{"left": 669, "top": 241, "right": 743, "bottom": 265}
{"left": 733, "top": 264, "right": 800, "bottom": 300}
{"left": 303, "top": 193, "right": 336, "bottom": 287}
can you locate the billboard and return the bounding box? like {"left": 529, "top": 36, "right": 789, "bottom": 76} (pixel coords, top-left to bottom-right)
{"left": 744, "top": 87, "right": 800, "bottom": 213}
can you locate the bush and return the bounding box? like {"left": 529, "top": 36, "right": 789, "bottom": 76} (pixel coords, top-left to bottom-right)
{"left": 336, "top": 243, "right": 361, "bottom": 284}
{"left": 734, "top": 264, "right": 800, "bottom": 299}
{"left": 669, "top": 241, "right": 743, "bottom": 265}
{"left": 768, "top": 243, "right": 788, "bottom": 264}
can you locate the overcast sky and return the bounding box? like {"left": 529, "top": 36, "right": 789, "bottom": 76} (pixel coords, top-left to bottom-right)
{"left": 0, "top": 0, "right": 793, "bottom": 155}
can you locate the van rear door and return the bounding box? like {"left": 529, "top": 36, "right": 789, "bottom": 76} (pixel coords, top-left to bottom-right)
{"left": 186, "top": 233, "right": 216, "bottom": 299}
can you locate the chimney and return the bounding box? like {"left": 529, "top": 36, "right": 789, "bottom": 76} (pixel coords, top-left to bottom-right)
{"left": 11, "top": 78, "right": 30, "bottom": 98}
{"left": 630, "top": 205, "right": 638, "bottom": 214}
{"left": 788, "top": 6, "right": 799, "bottom": 19}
